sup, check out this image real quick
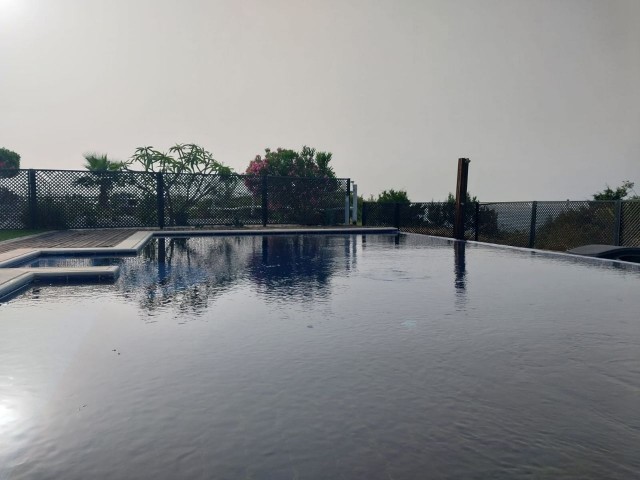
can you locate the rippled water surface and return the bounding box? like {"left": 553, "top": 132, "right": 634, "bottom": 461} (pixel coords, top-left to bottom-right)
{"left": 2, "top": 234, "right": 640, "bottom": 479}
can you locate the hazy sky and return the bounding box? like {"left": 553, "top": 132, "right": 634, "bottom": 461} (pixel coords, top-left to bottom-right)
{"left": 1, "top": 0, "right": 638, "bottom": 201}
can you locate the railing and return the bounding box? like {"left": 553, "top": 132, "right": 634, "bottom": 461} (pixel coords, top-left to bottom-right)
{"left": 362, "top": 200, "right": 640, "bottom": 250}
{"left": 0, "top": 169, "right": 351, "bottom": 229}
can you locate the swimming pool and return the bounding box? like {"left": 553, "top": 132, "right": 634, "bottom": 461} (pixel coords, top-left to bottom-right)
{"left": 1, "top": 234, "right": 640, "bottom": 479}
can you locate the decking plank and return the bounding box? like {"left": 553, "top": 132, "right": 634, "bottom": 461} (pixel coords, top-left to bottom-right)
{"left": 0, "top": 230, "right": 137, "bottom": 254}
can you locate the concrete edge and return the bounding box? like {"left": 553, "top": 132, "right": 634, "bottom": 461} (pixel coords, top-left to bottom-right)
{"left": 23, "top": 266, "right": 121, "bottom": 280}
{"left": 401, "top": 232, "right": 640, "bottom": 270}
{"left": 151, "top": 227, "right": 398, "bottom": 238}
{"left": 0, "top": 249, "right": 41, "bottom": 268}
{"left": 115, "top": 231, "right": 155, "bottom": 251}
{"left": 0, "top": 271, "right": 35, "bottom": 300}
{"left": 0, "top": 266, "right": 120, "bottom": 301}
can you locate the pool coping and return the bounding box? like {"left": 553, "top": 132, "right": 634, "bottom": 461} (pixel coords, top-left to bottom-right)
{"left": 401, "top": 232, "right": 640, "bottom": 270}
{"left": 0, "top": 227, "right": 398, "bottom": 299}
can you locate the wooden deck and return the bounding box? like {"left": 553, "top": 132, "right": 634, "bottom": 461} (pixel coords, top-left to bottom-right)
{"left": 0, "top": 230, "right": 138, "bottom": 254}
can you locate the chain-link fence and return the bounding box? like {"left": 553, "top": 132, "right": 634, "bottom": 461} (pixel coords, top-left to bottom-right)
{"left": 621, "top": 202, "right": 640, "bottom": 247}
{"left": 362, "top": 202, "right": 456, "bottom": 238}
{"left": 363, "top": 199, "right": 640, "bottom": 250}
{"left": 0, "top": 169, "right": 350, "bottom": 230}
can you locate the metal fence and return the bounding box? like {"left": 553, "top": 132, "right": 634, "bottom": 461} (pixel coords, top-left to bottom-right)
{"left": 0, "top": 169, "right": 350, "bottom": 230}
{"left": 363, "top": 200, "right": 640, "bottom": 250}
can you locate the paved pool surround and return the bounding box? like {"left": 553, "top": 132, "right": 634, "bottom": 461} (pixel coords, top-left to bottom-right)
{"left": 0, "top": 228, "right": 398, "bottom": 299}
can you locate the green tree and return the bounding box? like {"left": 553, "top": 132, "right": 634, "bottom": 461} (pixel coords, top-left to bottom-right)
{"left": 125, "top": 143, "right": 234, "bottom": 226}
{"left": 128, "top": 144, "right": 232, "bottom": 176}
{"left": 376, "top": 189, "right": 410, "bottom": 203}
{"left": 245, "top": 146, "right": 340, "bottom": 225}
{"left": 593, "top": 180, "right": 638, "bottom": 200}
{"left": 0, "top": 147, "right": 20, "bottom": 178}
{"left": 245, "top": 146, "right": 335, "bottom": 178}
{"left": 76, "top": 153, "right": 124, "bottom": 208}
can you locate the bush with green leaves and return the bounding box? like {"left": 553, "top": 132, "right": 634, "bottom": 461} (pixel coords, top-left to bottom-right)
{"left": 0, "top": 148, "right": 20, "bottom": 178}
{"left": 245, "top": 146, "right": 341, "bottom": 225}
{"left": 125, "top": 144, "right": 234, "bottom": 226}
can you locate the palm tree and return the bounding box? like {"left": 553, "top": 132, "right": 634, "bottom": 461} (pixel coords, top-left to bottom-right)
{"left": 76, "top": 153, "right": 124, "bottom": 208}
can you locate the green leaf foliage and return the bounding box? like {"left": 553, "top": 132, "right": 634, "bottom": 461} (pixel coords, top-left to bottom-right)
{"left": 376, "top": 189, "right": 410, "bottom": 203}
{"left": 125, "top": 143, "right": 234, "bottom": 226}
{"left": 593, "top": 180, "right": 638, "bottom": 201}
{"left": 75, "top": 153, "right": 125, "bottom": 209}
{"left": 246, "top": 146, "right": 335, "bottom": 178}
{"left": 0, "top": 147, "right": 21, "bottom": 179}
{"left": 127, "top": 144, "right": 232, "bottom": 175}
{"left": 0, "top": 147, "right": 20, "bottom": 170}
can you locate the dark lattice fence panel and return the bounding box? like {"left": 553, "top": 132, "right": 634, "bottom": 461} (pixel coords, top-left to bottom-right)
{"left": 399, "top": 202, "right": 455, "bottom": 238}
{"left": 162, "top": 173, "right": 264, "bottom": 227}
{"left": 621, "top": 201, "right": 640, "bottom": 247}
{"left": 478, "top": 202, "right": 533, "bottom": 247}
{"left": 33, "top": 170, "right": 158, "bottom": 229}
{"left": 362, "top": 202, "right": 395, "bottom": 226}
{"left": 0, "top": 170, "right": 351, "bottom": 230}
{"left": 534, "top": 201, "right": 615, "bottom": 251}
{"left": 266, "top": 176, "right": 349, "bottom": 225}
{"left": 116, "top": 171, "right": 160, "bottom": 227}
{"left": 0, "top": 170, "right": 29, "bottom": 229}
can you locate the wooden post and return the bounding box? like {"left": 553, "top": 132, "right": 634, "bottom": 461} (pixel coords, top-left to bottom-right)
{"left": 453, "top": 158, "right": 470, "bottom": 240}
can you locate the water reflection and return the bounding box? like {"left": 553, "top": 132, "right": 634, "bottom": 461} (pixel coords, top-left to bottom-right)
{"left": 113, "top": 235, "right": 355, "bottom": 314}
{"left": 454, "top": 241, "right": 467, "bottom": 309}
{"left": 119, "top": 237, "right": 255, "bottom": 315}
{"left": 248, "top": 235, "right": 345, "bottom": 301}
{"left": 454, "top": 241, "right": 466, "bottom": 291}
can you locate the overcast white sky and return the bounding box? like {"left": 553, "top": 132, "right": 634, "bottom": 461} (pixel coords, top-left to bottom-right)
{"left": 1, "top": 0, "right": 638, "bottom": 201}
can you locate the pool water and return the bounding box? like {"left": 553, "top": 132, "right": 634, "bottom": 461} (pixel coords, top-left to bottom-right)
{"left": 1, "top": 234, "right": 640, "bottom": 479}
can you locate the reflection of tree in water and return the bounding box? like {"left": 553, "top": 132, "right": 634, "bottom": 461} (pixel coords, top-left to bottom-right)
{"left": 116, "top": 235, "right": 348, "bottom": 315}
{"left": 117, "top": 236, "right": 254, "bottom": 316}
{"left": 248, "top": 235, "right": 343, "bottom": 302}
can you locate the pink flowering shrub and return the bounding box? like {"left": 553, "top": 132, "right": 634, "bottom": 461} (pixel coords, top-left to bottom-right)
{"left": 244, "top": 146, "right": 342, "bottom": 224}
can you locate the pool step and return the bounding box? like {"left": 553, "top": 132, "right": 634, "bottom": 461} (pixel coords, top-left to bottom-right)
{"left": 0, "top": 266, "right": 120, "bottom": 301}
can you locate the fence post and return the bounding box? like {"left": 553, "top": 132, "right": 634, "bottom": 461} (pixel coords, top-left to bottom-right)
{"left": 453, "top": 158, "right": 470, "bottom": 240}
{"left": 351, "top": 183, "right": 358, "bottom": 225}
{"left": 394, "top": 202, "right": 400, "bottom": 229}
{"left": 474, "top": 202, "right": 480, "bottom": 241}
{"left": 156, "top": 172, "right": 165, "bottom": 229}
{"left": 344, "top": 179, "right": 351, "bottom": 225}
{"left": 529, "top": 201, "right": 538, "bottom": 248}
{"left": 28, "top": 169, "right": 38, "bottom": 229}
{"left": 261, "top": 175, "right": 268, "bottom": 227}
{"left": 362, "top": 202, "right": 368, "bottom": 226}
{"left": 613, "top": 200, "right": 622, "bottom": 246}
